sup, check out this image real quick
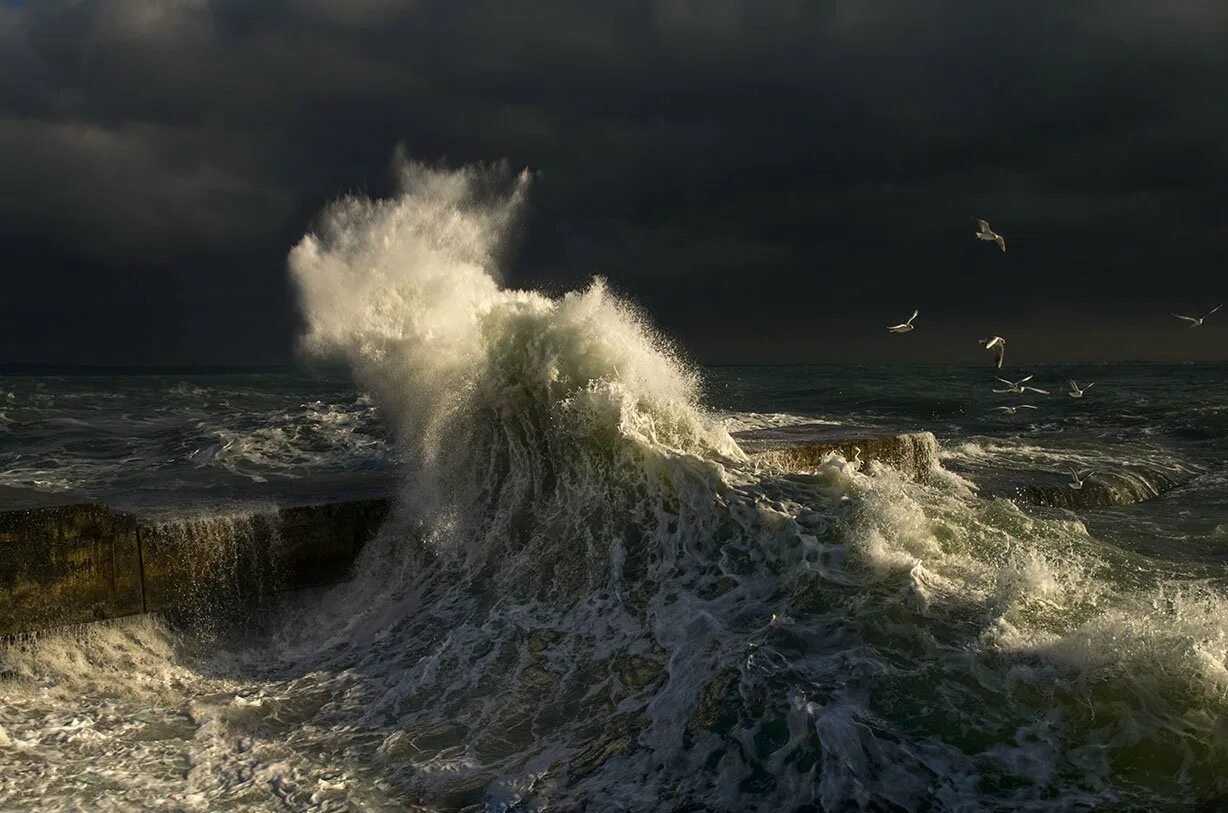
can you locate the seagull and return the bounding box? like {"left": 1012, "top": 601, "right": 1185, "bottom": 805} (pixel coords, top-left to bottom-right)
{"left": 975, "top": 219, "right": 1006, "bottom": 252}
{"left": 980, "top": 336, "right": 1006, "bottom": 368}
{"left": 994, "top": 374, "right": 1049, "bottom": 395}
{"left": 1067, "top": 467, "right": 1095, "bottom": 490}
{"left": 993, "top": 404, "right": 1038, "bottom": 414}
{"left": 1068, "top": 379, "right": 1094, "bottom": 398}
{"left": 887, "top": 310, "right": 918, "bottom": 333}
{"left": 1170, "top": 304, "right": 1222, "bottom": 328}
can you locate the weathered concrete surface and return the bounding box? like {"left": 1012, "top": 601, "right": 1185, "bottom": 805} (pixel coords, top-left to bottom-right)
{"left": 0, "top": 494, "right": 143, "bottom": 637}
{"left": 738, "top": 424, "right": 940, "bottom": 481}
{"left": 138, "top": 499, "right": 389, "bottom": 615}
{"left": 139, "top": 511, "right": 280, "bottom": 617}
{"left": 1006, "top": 468, "right": 1191, "bottom": 510}
{"left": 936, "top": 453, "right": 1197, "bottom": 511}
{"left": 2, "top": 492, "right": 390, "bottom": 636}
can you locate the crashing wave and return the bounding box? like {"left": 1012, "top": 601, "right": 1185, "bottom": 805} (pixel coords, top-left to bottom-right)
{"left": 283, "top": 159, "right": 1228, "bottom": 808}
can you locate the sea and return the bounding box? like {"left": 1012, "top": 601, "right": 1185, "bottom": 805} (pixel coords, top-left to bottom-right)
{"left": 1, "top": 162, "right": 1226, "bottom": 811}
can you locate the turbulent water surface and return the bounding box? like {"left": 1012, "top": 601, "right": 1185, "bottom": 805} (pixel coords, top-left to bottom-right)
{"left": 2, "top": 165, "right": 1227, "bottom": 811}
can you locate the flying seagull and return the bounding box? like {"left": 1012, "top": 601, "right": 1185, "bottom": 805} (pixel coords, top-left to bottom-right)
{"left": 993, "top": 404, "right": 1038, "bottom": 414}
{"left": 975, "top": 219, "right": 1006, "bottom": 252}
{"left": 980, "top": 336, "right": 1006, "bottom": 368}
{"left": 1068, "top": 467, "right": 1095, "bottom": 490}
{"left": 1170, "top": 304, "right": 1222, "bottom": 328}
{"left": 887, "top": 310, "right": 918, "bottom": 333}
{"left": 1068, "top": 379, "right": 1094, "bottom": 398}
{"left": 994, "top": 374, "right": 1049, "bottom": 395}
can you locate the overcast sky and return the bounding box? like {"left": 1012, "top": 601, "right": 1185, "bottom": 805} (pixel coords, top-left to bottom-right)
{"left": 2, "top": 0, "right": 1226, "bottom": 366}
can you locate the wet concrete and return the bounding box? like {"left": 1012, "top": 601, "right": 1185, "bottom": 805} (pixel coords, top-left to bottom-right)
{"left": 737, "top": 424, "right": 940, "bottom": 481}
{"left": 0, "top": 494, "right": 143, "bottom": 637}
{"left": 0, "top": 495, "right": 389, "bottom": 637}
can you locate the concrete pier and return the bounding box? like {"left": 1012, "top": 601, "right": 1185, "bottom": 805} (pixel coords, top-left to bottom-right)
{"left": 0, "top": 489, "right": 388, "bottom": 637}
{"left": 0, "top": 428, "right": 1175, "bottom": 637}
{"left": 737, "top": 425, "right": 940, "bottom": 481}
{"left": 0, "top": 488, "right": 144, "bottom": 637}
{"left": 0, "top": 429, "right": 938, "bottom": 637}
{"left": 1003, "top": 469, "right": 1190, "bottom": 510}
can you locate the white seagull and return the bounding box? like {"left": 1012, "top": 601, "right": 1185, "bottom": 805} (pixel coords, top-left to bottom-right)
{"left": 994, "top": 374, "right": 1049, "bottom": 395}
{"left": 975, "top": 219, "right": 1006, "bottom": 252}
{"left": 1067, "top": 467, "right": 1095, "bottom": 490}
{"left": 980, "top": 336, "right": 1007, "bottom": 368}
{"left": 993, "top": 404, "right": 1038, "bottom": 415}
{"left": 1170, "top": 304, "right": 1222, "bottom": 328}
{"left": 887, "top": 310, "right": 918, "bottom": 333}
{"left": 1068, "top": 379, "right": 1094, "bottom": 398}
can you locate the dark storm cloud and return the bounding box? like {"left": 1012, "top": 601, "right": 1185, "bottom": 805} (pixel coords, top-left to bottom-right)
{"left": 1, "top": 0, "right": 1226, "bottom": 364}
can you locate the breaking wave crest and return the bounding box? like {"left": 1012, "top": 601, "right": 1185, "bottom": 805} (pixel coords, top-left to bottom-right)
{"left": 289, "top": 159, "right": 744, "bottom": 582}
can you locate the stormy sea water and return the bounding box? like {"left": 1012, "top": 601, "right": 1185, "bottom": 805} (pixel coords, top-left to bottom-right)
{"left": 2, "top": 166, "right": 1227, "bottom": 811}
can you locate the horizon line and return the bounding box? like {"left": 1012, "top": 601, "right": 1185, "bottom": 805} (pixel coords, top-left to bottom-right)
{"left": 3, "top": 359, "right": 1226, "bottom": 376}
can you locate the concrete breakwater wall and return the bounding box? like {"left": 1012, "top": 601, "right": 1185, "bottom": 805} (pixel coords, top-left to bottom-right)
{"left": 0, "top": 492, "right": 387, "bottom": 638}
{"left": 16, "top": 429, "right": 1153, "bottom": 637}
{"left": 749, "top": 431, "right": 940, "bottom": 482}
{"left": 1002, "top": 466, "right": 1192, "bottom": 510}
{"left": 0, "top": 432, "right": 934, "bottom": 637}
{"left": 0, "top": 489, "right": 144, "bottom": 638}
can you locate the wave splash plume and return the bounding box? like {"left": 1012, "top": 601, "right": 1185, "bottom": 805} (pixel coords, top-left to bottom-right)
{"left": 290, "top": 158, "right": 744, "bottom": 594}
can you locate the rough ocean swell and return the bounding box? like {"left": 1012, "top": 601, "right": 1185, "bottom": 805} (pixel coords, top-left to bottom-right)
{"left": 2, "top": 162, "right": 1227, "bottom": 811}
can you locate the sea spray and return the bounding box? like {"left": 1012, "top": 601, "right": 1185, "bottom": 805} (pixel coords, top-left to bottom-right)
{"left": 289, "top": 159, "right": 745, "bottom": 593}
{"left": 139, "top": 508, "right": 286, "bottom": 633}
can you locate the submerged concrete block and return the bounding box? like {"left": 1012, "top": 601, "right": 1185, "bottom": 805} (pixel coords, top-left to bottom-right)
{"left": 0, "top": 496, "right": 144, "bottom": 637}
{"left": 745, "top": 428, "right": 940, "bottom": 481}
{"left": 1010, "top": 467, "right": 1190, "bottom": 510}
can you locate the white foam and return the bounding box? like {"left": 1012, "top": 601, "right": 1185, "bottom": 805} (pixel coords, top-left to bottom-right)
{"left": 205, "top": 399, "right": 392, "bottom": 481}
{"left": 718, "top": 410, "right": 839, "bottom": 433}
